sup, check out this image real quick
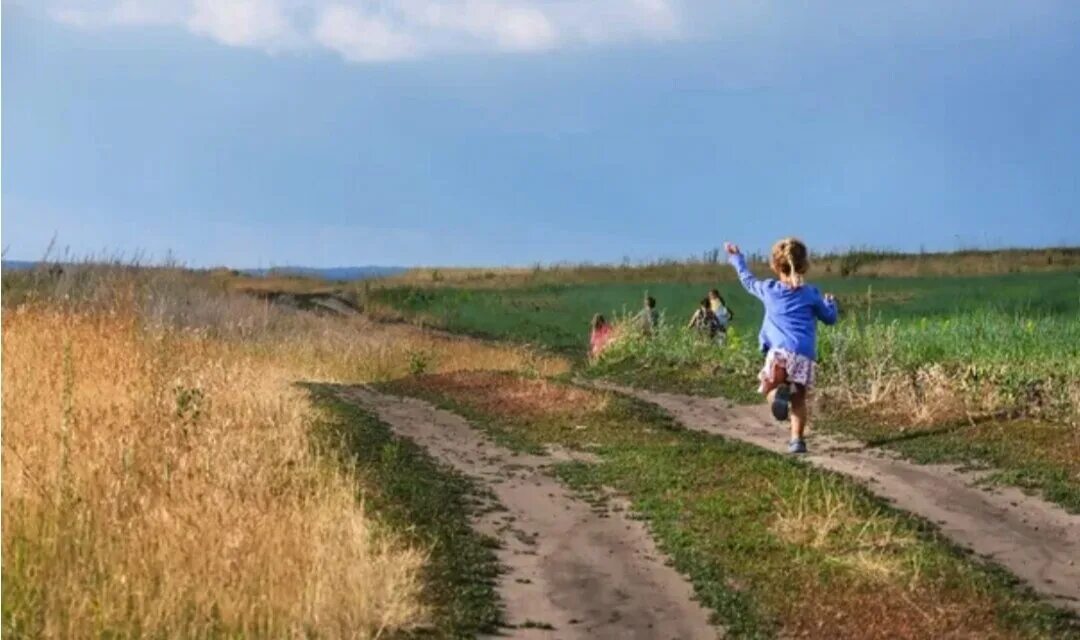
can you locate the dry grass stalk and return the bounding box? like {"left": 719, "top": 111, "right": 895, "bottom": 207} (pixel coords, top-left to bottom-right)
{"left": 1, "top": 307, "right": 431, "bottom": 638}
{"left": 771, "top": 478, "right": 917, "bottom": 585}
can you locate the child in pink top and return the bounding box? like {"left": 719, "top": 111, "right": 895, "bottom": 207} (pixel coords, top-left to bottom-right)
{"left": 589, "top": 314, "right": 614, "bottom": 359}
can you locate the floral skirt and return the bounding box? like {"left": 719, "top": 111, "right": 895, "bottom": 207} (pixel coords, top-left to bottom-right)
{"left": 758, "top": 348, "right": 816, "bottom": 392}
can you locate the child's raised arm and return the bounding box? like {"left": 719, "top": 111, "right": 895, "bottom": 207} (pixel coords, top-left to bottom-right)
{"left": 687, "top": 309, "right": 700, "bottom": 330}
{"left": 724, "top": 242, "right": 766, "bottom": 300}
{"left": 814, "top": 291, "right": 839, "bottom": 325}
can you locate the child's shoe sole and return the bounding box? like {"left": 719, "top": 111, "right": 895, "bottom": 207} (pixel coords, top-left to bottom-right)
{"left": 771, "top": 384, "right": 791, "bottom": 421}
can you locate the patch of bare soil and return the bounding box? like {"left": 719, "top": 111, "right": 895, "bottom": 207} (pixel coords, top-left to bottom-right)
{"left": 399, "top": 371, "right": 609, "bottom": 420}
{"left": 342, "top": 387, "right": 720, "bottom": 639}
{"left": 595, "top": 382, "right": 1080, "bottom": 614}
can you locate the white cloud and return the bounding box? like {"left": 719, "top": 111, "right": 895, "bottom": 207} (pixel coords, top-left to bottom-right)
{"left": 188, "top": 0, "right": 297, "bottom": 49}
{"left": 44, "top": 1, "right": 1067, "bottom": 65}
{"left": 45, "top": 0, "right": 682, "bottom": 62}
{"left": 407, "top": 0, "right": 557, "bottom": 52}
{"left": 313, "top": 4, "right": 418, "bottom": 62}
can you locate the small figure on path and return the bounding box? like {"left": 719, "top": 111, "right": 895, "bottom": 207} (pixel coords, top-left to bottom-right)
{"left": 687, "top": 298, "right": 722, "bottom": 340}
{"left": 725, "top": 238, "right": 838, "bottom": 454}
{"left": 589, "top": 313, "right": 614, "bottom": 359}
{"left": 708, "top": 288, "right": 734, "bottom": 336}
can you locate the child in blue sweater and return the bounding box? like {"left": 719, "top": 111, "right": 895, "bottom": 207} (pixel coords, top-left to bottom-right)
{"left": 725, "top": 239, "right": 838, "bottom": 453}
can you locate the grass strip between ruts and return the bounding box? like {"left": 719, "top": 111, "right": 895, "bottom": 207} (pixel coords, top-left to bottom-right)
{"left": 304, "top": 383, "right": 503, "bottom": 639}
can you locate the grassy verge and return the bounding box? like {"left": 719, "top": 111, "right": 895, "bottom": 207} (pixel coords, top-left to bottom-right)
{"left": 581, "top": 323, "right": 763, "bottom": 403}
{"left": 823, "top": 413, "right": 1080, "bottom": 512}
{"left": 305, "top": 384, "right": 502, "bottom": 638}
{"left": 384, "top": 371, "right": 1078, "bottom": 640}
{"left": 589, "top": 326, "right": 1080, "bottom": 512}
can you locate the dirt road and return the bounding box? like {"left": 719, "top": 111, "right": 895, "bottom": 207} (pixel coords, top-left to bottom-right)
{"left": 595, "top": 382, "right": 1080, "bottom": 614}
{"left": 343, "top": 387, "right": 721, "bottom": 639}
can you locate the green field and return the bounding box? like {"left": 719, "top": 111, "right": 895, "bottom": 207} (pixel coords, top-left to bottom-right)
{"left": 371, "top": 271, "right": 1078, "bottom": 353}
{"left": 371, "top": 270, "right": 1080, "bottom": 510}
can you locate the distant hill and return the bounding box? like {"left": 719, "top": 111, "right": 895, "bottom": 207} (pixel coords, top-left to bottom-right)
{"left": 239, "top": 266, "right": 407, "bottom": 281}
{"left": 2, "top": 261, "right": 405, "bottom": 282}
{"left": 1, "top": 260, "right": 39, "bottom": 272}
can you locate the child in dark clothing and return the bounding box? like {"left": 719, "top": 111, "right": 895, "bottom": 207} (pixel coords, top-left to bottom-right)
{"left": 687, "top": 298, "right": 722, "bottom": 339}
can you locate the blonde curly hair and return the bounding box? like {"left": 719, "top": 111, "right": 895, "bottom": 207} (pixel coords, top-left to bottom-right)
{"left": 770, "top": 237, "right": 809, "bottom": 287}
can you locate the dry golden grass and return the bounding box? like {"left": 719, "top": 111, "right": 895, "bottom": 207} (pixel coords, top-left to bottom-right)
{"left": 264, "top": 314, "right": 568, "bottom": 383}
{"left": 1, "top": 268, "right": 567, "bottom": 638}
{"left": 770, "top": 478, "right": 1010, "bottom": 640}
{"left": 772, "top": 478, "right": 918, "bottom": 584}
{"left": 2, "top": 307, "right": 427, "bottom": 638}
{"left": 818, "top": 363, "right": 970, "bottom": 426}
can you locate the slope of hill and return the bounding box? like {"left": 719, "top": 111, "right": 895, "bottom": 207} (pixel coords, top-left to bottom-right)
{"left": 1, "top": 261, "right": 406, "bottom": 282}
{"left": 240, "top": 266, "right": 407, "bottom": 281}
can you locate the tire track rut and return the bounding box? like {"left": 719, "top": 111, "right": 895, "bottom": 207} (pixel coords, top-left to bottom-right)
{"left": 342, "top": 386, "right": 721, "bottom": 639}
{"left": 593, "top": 382, "right": 1080, "bottom": 613}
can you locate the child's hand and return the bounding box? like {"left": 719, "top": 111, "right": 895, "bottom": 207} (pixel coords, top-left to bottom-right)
{"left": 824, "top": 293, "right": 836, "bottom": 303}
{"left": 724, "top": 242, "right": 741, "bottom": 255}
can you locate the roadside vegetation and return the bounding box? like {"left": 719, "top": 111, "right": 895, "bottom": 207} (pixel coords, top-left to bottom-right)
{"left": 369, "top": 268, "right": 1080, "bottom": 511}
{"left": 1, "top": 263, "right": 562, "bottom": 638}
{"left": 384, "top": 371, "right": 1077, "bottom": 639}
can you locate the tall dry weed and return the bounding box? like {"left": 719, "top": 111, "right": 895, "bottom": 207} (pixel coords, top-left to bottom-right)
{"left": 2, "top": 307, "right": 426, "bottom": 638}
{"left": 2, "top": 264, "right": 567, "bottom": 637}
{"left": 259, "top": 313, "right": 568, "bottom": 383}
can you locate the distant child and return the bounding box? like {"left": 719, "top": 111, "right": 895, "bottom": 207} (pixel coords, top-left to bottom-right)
{"left": 708, "top": 288, "right": 734, "bottom": 334}
{"left": 725, "top": 238, "right": 838, "bottom": 454}
{"left": 687, "top": 298, "right": 722, "bottom": 339}
{"left": 636, "top": 294, "right": 661, "bottom": 335}
{"left": 590, "top": 313, "right": 614, "bottom": 359}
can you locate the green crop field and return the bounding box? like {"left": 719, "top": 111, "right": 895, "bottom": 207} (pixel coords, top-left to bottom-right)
{"left": 371, "top": 271, "right": 1078, "bottom": 354}
{"left": 371, "top": 270, "right": 1080, "bottom": 510}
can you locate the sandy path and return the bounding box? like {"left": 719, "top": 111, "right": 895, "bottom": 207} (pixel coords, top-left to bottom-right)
{"left": 593, "top": 382, "right": 1080, "bottom": 613}
{"left": 342, "top": 387, "right": 721, "bottom": 639}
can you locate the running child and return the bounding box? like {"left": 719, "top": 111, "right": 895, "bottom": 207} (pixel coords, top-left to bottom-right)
{"left": 724, "top": 239, "right": 838, "bottom": 454}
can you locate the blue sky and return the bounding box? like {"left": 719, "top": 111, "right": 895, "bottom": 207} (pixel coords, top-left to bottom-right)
{"left": 3, "top": 1, "right": 1079, "bottom": 267}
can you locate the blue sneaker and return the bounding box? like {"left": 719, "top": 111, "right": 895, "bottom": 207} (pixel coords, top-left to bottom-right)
{"left": 788, "top": 439, "right": 807, "bottom": 454}
{"left": 771, "top": 383, "right": 792, "bottom": 421}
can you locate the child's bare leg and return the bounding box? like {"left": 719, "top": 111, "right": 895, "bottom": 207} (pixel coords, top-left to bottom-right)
{"left": 763, "top": 364, "right": 788, "bottom": 398}
{"left": 790, "top": 385, "right": 808, "bottom": 441}
{"left": 766, "top": 365, "right": 794, "bottom": 422}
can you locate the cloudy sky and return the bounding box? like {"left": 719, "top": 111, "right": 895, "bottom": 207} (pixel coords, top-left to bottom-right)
{"left": 4, "top": 1, "right": 1079, "bottom": 267}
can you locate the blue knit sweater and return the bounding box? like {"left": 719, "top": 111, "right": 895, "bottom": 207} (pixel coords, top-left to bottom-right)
{"left": 728, "top": 253, "right": 838, "bottom": 360}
